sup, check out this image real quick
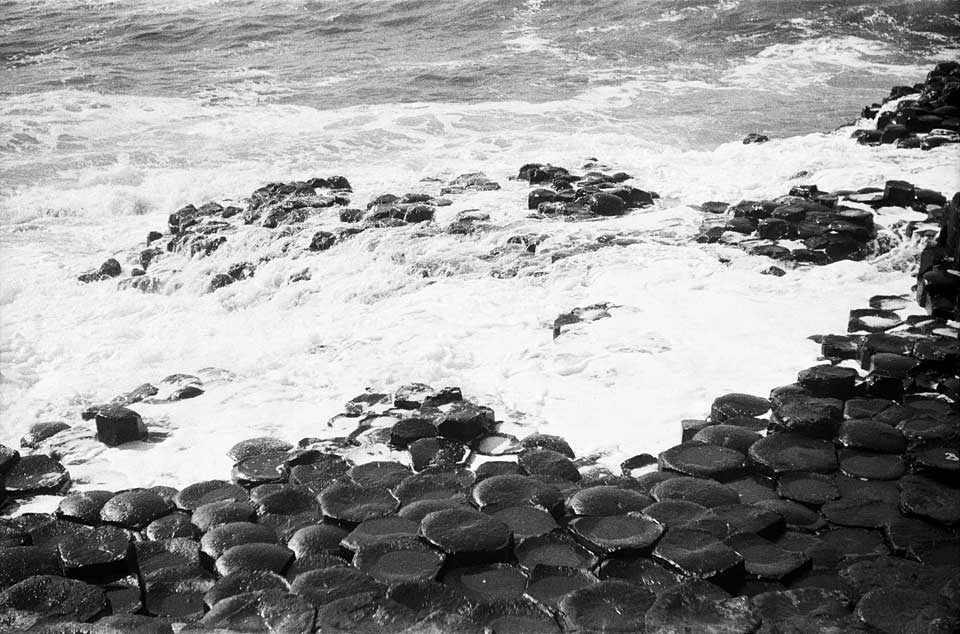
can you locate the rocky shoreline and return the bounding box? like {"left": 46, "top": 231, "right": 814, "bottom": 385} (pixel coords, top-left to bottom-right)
{"left": 1, "top": 70, "right": 959, "bottom": 633}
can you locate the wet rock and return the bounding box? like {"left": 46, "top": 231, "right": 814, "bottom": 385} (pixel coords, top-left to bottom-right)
{"left": 443, "top": 563, "right": 527, "bottom": 602}
{"left": 752, "top": 587, "right": 857, "bottom": 634}
{"left": 58, "top": 524, "right": 132, "bottom": 577}
{"left": 0, "top": 575, "right": 108, "bottom": 626}
{"left": 725, "top": 533, "right": 809, "bottom": 581}
{"left": 653, "top": 528, "right": 744, "bottom": 582}
{"left": 191, "top": 499, "right": 256, "bottom": 532}
{"left": 518, "top": 448, "right": 581, "bottom": 481}
{"left": 724, "top": 475, "right": 779, "bottom": 504}
{"left": 650, "top": 476, "right": 740, "bottom": 508}
{"left": 146, "top": 512, "right": 199, "bottom": 540}
{"left": 199, "top": 589, "right": 315, "bottom": 633}
{"left": 838, "top": 448, "right": 905, "bottom": 480}
{"left": 420, "top": 508, "right": 511, "bottom": 561}
{"left": 341, "top": 516, "right": 419, "bottom": 551}
{"left": 525, "top": 565, "right": 597, "bottom": 610}
{"left": 744, "top": 133, "right": 769, "bottom": 144}
{"left": 100, "top": 489, "right": 173, "bottom": 529}
{"left": 394, "top": 470, "right": 473, "bottom": 505}
{"left": 57, "top": 491, "right": 116, "bottom": 525}
{"left": 471, "top": 433, "right": 522, "bottom": 456}
{"left": 286, "top": 523, "right": 348, "bottom": 559}
{"left": 520, "top": 433, "right": 575, "bottom": 458}
{"left": 200, "top": 522, "right": 277, "bottom": 559}
{"left": 692, "top": 425, "right": 762, "bottom": 454}
{"left": 353, "top": 536, "right": 445, "bottom": 584}
{"left": 347, "top": 461, "right": 412, "bottom": 490}
{"left": 512, "top": 531, "right": 598, "bottom": 573}
{"left": 645, "top": 579, "right": 760, "bottom": 634}
{"left": 436, "top": 402, "right": 495, "bottom": 443}
{"left": 228, "top": 437, "right": 294, "bottom": 463}
{"left": 819, "top": 527, "right": 889, "bottom": 559}
{"left": 389, "top": 419, "right": 436, "bottom": 448}
{"left": 899, "top": 474, "right": 960, "bottom": 525}
{"left": 658, "top": 441, "right": 747, "bottom": 479}
{"left": 753, "top": 499, "right": 826, "bottom": 532}
{"left": 232, "top": 451, "right": 291, "bottom": 486}
{"left": 643, "top": 499, "right": 711, "bottom": 530}
{"left": 94, "top": 406, "right": 147, "bottom": 446}
{"left": 394, "top": 383, "right": 434, "bottom": 409}
{"left": 776, "top": 472, "right": 838, "bottom": 506}
{"left": 589, "top": 191, "right": 627, "bottom": 216}
{"left": 569, "top": 512, "right": 664, "bottom": 555}
{"left": 472, "top": 474, "right": 562, "bottom": 510}
{"left": 748, "top": 432, "right": 838, "bottom": 475}
{"left": 857, "top": 587, "right": 960, "bottom": 634}
{"left": 557, "top": 580, "right": 655, "bottom": 633}
{"left": 397, "top": 498, "right": 469, "bottom": 523}
{"left": 0, "top": 547, "right": 62, "bottom": 589}
{"left": 143, "top": 574, "right": 213, "bottom": 622}
{"left": 290, "top": 566, "right": 385, "bottom": 608}
{"left": 3, "top": 454, "right": 70, "bottom": 495}
{"left": 596, "top": 557, "right": 684, "bottom": 593}
{"left": 838, "top": 419, "right": 907, "bottom": 454}
{"left": 215, "top": 543, "right": 294, "bottom": 577}
{"left": 565, "top": 485, "right": 652, "bottom": 516}
{"left": 203, "top": 570, "right": 289, "bottom": 609}
{"left": 711, "top": 504, "right": 784, "bottom": 538}
{"left": 771, "top": 395, "right": 844, "bottom": 438}
{"left": 20, "top": 422, "right": 71, "bottom": 450}
{"left": 797, "top": 365, "right": 859, "bottom": 399}
{"left": 711, "top": 393, "right": 771, "bottom": 422}
{"left": 849, "top": 309, "right": 903, "bottom": 333}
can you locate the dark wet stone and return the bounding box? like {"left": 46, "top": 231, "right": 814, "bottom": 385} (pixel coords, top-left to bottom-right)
{"left": 643, "top": 499, "right": 710, "bottom": 528}
{"left": 394, "top": 470, "right": 473, "bottom": 505}
{"left": 134, "top": 537, "right": 199, "bottom": 581}
{"left": 711, "top": 504, "right": 785, "bottom": 539}
{"left": 772, "top": 395, "right": 844, "bottom": 438}
{"left": 897, "top": 416, "right": 958, "bottom": 444}
{"left": 472, "top": 474, "right": 562, "bottom": 510}
{"left": 569, "top": 512, "right": 664, "bottom": 555}
{"left": 174, "top": 480, "right": 249, "bottom": 511}
{"left": 215, "top": 542, "right": 294, "bottom": 577}
{"left": 347, "top": 461, "right": 412, "bottom": 490}
{"left": 911, "top": 442, "right": 960, "bottom": 477}
{"left": 653, "top": 529, "right": 744, "bottom": 581}
{"left": 435, "top": 403, "right": 494, "bottom": 443}
{"left": 20, "top": 422, "right": 71, "bottom": 449}
{"left": 232, "top": 451, "right": 290, "bottom": 486}
{"left": 100, "top": 489, "right": 173, "bottom": 529}
{"left": 407, "top": 436, "right": 467, "bottom": 472}
{"left": 659, "top": 441, "right": 747, "bottom": 479}
{"left": 389, "top": 419, "right": 436, "bottom": 448}
{"left": 58, "top": 524, "right": 132, "bottom": 575}
{"left": 836, "top": 474, "right": 900, "bottom": 504}
{"left": 94, "top": 406, "right": 147, "bottom": 446}
{"left": 4, "top": 454, "right": 70, "bottom": 495}
{"left": 797, "top": 365, "right": 859, "bottom": 399}
{"left": 631, "top": 471, "right": 685, "bottom": 495}
{"left": 520, "top": 433, "right": 575, "bottom": 458}
{"left": 838, "top": 448, "right": 905, "bottom": 480}
{"left": 488, "top": 506, "right": 557, "bottom": 540}
{"left": 752, "top": 587, "right": 858, "bottom": 634}
{"left": 393, "top": 382, "right": 433, "bottom": 409}
{"left": 0, "top": 575, "right": 107, "bottom": 626}
{"left": 284, "top": 553, "right": 349, "bottom": 582}
{"left": 56, "top": 490, "right": 115, "bottom": 524}
{"left": 725, "top": 533, "right": 809, "bottom": 581}
{"left": 525, "top": 565, "right": 597, "bottom": 611}
{"left": 353, "top": 536, "right": 445, "bottom": 584}
{"left": 900, "top": 474, "right": 960, "bottom": 525}
{"left": 514, "top": 532, "right": 598, "bottom": 571}
{"left": 596, "top": 557, "right": 684, "bottom": 593}
{"left": 289, "top": 455, "right": 350, "bottom": 488}
{"left": 200, "top": 521, "right": 277, "bottom": 559}
{"left": 845, "top": 397, "right": 895, "bottom": 419}
{"left": 819, "top": 527, "right": 888, "bottom": 559}
{"left": 840, "top": 556, "right": 957, "bottom": 602}
{"left": 444, "top": 563, "right": 527, "bottom": 602}
{"left": 227, "top": 437, "right": 294, "bottom": 463}
{"left": 558, "top": 579, "right": 655, "bottom": 633}
{"left": 650, "top": 476, "right": 740, "bottom": 508}
{"left": 254, "top": 486, "right": 318, "bottom": 519}
{"left": 777, "top": 472, "right": 838, "bottom": 506}
{"left": 749, "top": 432, "right": 838, "bottom": 475}
{"left": 143, "top": 572, "right": 213, "bottom": 621}
{"left": 318, "top": 481, "right": 398, "bottom": 525}
{"left": 724, "top": 475, "right": 779, "bottom": 504}
{"left": 341, "top": 516, "right": 419, "bottom": 551}
{"left": 146, "top": 512, "right": 198, "bottom": 540}
{"left": 420, "top": 508, "right": 511, "bottom": 559}
{"left": 711, "top": 393, "right": 771, "bottom": 422}
{"left": 884, "top": 515, "right": 957, "bottom": 561}
{"left": 191, "top": 499, "right": 256, "bottom": 531}
{"left": 646, "top": 579, "right": 759, "bottom": 634}
{"left": 199, "top": 589, "right": 314, "bottom": 633}
{"left": 774, "top": 532, "right": 840, "bottom": 572}
{"left": 754, "top": 499, "right": 825, "bottom": 532}
{"left": 838, "top": 419, "right": 907, "bottom": 454}
{"left": 692, "top": 425, "right": 763, "bottom": 454}
{"left": 620, "top": 453, "right": 658, "bottom": 476}
{"left": 290, "top": 566, "right": 385, "bottom": 607}
{"left": 849, "top": 309, "right": 903, "bottom": 333}
{"left": 821, "top": 334, "right": 862, "bottom": 360}
{"left": 397, "top": 498, "right": 468, "bottom": 523}
{"left": 0, "top": 444, "right": 17, "bottom": 477}
{"left": 0, "top": 546, "right": 62, "bottom": 589}
{"left": 857, "top": 587, "right": 960, "bottom": 634}
{"left": 286, "top": 523, "right": 348, "bottom": 559}
{"left": 565, "top": 485, "right": 651, "bottom": 516}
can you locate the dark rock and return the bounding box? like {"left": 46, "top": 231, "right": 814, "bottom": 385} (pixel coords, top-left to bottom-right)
{"left": 286, "top": 523, "right": 348, "bottom": 559}
{"left": 711, "top": 393, "right": 771, "bottom": 422}
{"left": 341, "top": 516, "right": 419, "bottom": 551}
{"left": 838, "top": 448, "right": 906, "bottom": 480}
{"left": 0, "top": 575, "right": 107, "bottom": 626}
{"left": 200, "top": 522, "right": 277, "bottom": 559}
{"left": 394, "top": 470, "right": 473, "bottom": 505}
{"left": 692, "top": 425, "right": 762, "bottom": 454}
{"left": 749, "top": 432, "right": 838, "bottom": 475}
{"left": 199, "top": 589, "right": 315, "bottom": 633}
{"left": 771, "top": 395, "right": 844, "bottom": 438}
{"left": 797, "top": 365, "right": 859, "bottom": 399}
{"left": 725, "top": 533, "right": 809, "bottom": 581}
{"left": 596, "top": 557, "right": 684, "bottom": 594}
{"left": 754, "top": 499, "right": 826, "bottom": 532}
{"left": 884, "top": 516, "right": 957, "bottom": 561}
{"left": 3, "top": 454, "right": 70, "bottom": 495}
{"left": 724, "top": 475, "right": 779, "bottom": 504}
{"left": 309, "top": 230, "right": 336, "bottom": 251}
{"left": 0, "top": 547, "right": 62, "bottom": 590}
{"left": 318, "top": 481, "right": 398, "bottom": 525}
{"left": 353, "top": 536, "right": 445, "bottom": 585}
{"left": 761, "top": 266, "right": 786, "bottom": 277}
{"left": 389, "top": 419, "right": 436, "bottom": 448}
{"left": 838, "top": 419, "right": 907, "bottom": 453}
{"left": 658, "top": 441, "right": 747, "bottom": 478}
{"left": 757, "top": 218, "right": 796, "bottom": 239}
{"left": 94, "top": 406, "right": 147, "bottom": 446}
{"left": 752, "top": 587, "right": 858, "bottom": 634}
{"left": 857, "top": 587, "right": 960, "bottom": 634}
{"left": 743, "top": 133, "right": 769, "bottom": 144}
{"left": 227, "top": 437, "right": 294, "bottom": 463}
{"left": 515, "top": 532, "right": 598, "bottom": 571}
{"left": 776, "top": 472, "right": 838, "bottom": 506}
{"left": 488, "top": 506, "right": 557, "bottom": 540}
{"left": 525, "top": 565, "right": 597, "bottom": 611}
{"left": 589, "top": 192, "right": 626, "bottom": 216}
{"left": 290, "top": 566, "right": 385, "bottom": 608}
{"left": 520, "top": 433, "right": 575, "bottom": 458}
{"left": 650, "top": 476, "right": 740, "bottom": 508}
{"left": 652, "top": 529, "right": 743, "bottom": 581}
{"left": 192, "top": 499, "right": 256, "bottom": 531}
{"left": 420, "top": 508, "right": 511, "bottom": 560}
{"left": 437, "top": 402, "right": 495, "bottom": 442}
{"left": 20, "top": 422, "right": 71, "bottom": 449}
{"left": 231, "top": 451, "right": 290, "bottom": 486}
{"left": 348, "top": 461, "right": 412, "bottom": 489}
{"left": 569, "top": 513, "right": 664, "bottom": 555}
{"left": 174, "top": 480, "right": 249, "bottom": 511}
{"left": 472, "top": 474, "right": 562, "bottom": 510}
{"left": 58, "top": 524, "right": 132, "bottom": 577}
{"left": 565, "top": 485, "right": 651, "bottom": 516}
{"left": 711, "top": 503, "right": 785, "bottom": 538}
{"left": 443, "top": 563, "right": 527, "bottom": 603}
{"left": 849, "top": 309, "right": 903, "bottom": 333}
{"left": 557, "top": 580, "right": 655, "bottom": 633}
{"left": 899, "top": 474, "right": 960, "bottom": 525}
{"left": 397, "top": 498, "right": 468, "bottom": 523}
{"left": 146, "top": 512, "right": 199, "bottom": 540}
{"left": 518, "top": 448, "right": 580, "bottom": 481}
{"left": 471, "top": 433, "right": 522, "bottom": 457}
{"left": 204, "top": 570, "right": 289, "bottom": 609}
{"left": 883, "top": 179, "right": 916, "bottom": 206}
{"left": 100, "top": 489, "right": 173, "bottom": 529}
{"left": 646, "top": 579, "right": 759, "bottom": 634}
{"left": 643, "top": 499, "right": 711, "bottom": 529}
{"left": 819, "top": 527, "right": 888, "bottom": 559}
{"left": 215, "top": 542, "right": 294, "bottom": 577}
{"left": 773, "top": 532, "right": 840, "bottom": 572}
{"left": 394, "top": 383, "right": 434, "bottom": 409}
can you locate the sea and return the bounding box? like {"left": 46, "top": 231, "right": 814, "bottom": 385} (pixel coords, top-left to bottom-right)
{"left": 1, "top": 0, "right": 959, "bottom": 502}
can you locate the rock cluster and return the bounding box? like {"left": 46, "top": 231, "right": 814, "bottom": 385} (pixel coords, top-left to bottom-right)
{"left": 856, "top": 61, "right": 960, "bottom": 149}
{"left": 519, "top": 162, "right": 659, "bottom": 221}
{"left": 695, "top": 180, "right": 947, "bottom": 265}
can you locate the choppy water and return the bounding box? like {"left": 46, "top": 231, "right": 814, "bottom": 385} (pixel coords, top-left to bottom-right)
{"left": 0, "top": 0, "right": 958, "bottom": 498}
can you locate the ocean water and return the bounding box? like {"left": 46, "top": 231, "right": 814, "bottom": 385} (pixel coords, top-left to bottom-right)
{"left": 1, "top": 0, "right": 959, "bottom": 500}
